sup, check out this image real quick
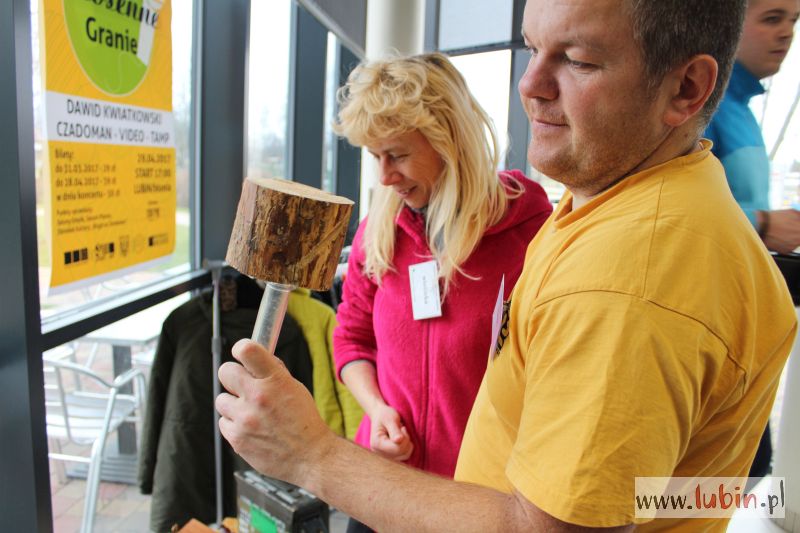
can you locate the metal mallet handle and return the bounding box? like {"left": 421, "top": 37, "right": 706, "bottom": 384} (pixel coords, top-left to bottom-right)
{"left": 252, "top": 282, "right": 296, "bottom": 355}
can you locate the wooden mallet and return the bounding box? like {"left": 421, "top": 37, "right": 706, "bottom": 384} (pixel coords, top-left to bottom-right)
{"left": 226, "top": 177, "right": 353, "bottom": 361}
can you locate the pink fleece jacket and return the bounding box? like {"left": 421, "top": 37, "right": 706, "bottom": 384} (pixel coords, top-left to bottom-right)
{"left": 333, "top": 170, "right": 552, "bottom": 477}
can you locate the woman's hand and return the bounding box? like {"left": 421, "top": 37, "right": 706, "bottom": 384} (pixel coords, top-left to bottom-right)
{"left": 340, "top": 360, "right": 414, "bottom": 460}
{"left": 368, "top": 403, "right": 414, "bottom": 461}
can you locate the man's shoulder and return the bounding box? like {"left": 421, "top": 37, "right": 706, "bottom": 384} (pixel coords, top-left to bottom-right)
{"left": 533, "top": 156, "right": 779, "bottom": 321}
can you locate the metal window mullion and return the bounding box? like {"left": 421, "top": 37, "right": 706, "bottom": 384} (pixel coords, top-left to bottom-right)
{"left": 335, "top": 44, "right": 362, "bottom": 244}
{"left": 506, "top": 47, "right": 531, "bottom": 172}
{"left": 296, "top": 0, "right": 366, "bottom": 59}
{"left": 511, "top": 0, "right": 525, "bottom": 43}
{"left": 190, "top": 0, "right": 205, "bottom": 269}
{"left": 440, "top": 39, "right": 525, "bottom": 57}
{"left": 287, "top": 3, "right": 328, "bottom": 187}
{"left": 1, "top": 0, "right": 51, "bottom": 529}
{"left": 40, "top": 270, "right": 212, "bottom": 350}
{"left": 198, "top": 0, "right": 249, "bottom": 262}
{"left": 327, "top": 42, "right": 342, "bottom": 194}
{"left": 424, "top": 0, "right": 440, "bottom": 52}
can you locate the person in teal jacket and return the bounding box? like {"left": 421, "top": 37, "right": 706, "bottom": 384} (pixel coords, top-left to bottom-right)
{"left": 704, "top": 0, "right": 800, "bottom": 478}
{"left": 705, "top": 0, "right": 800, "bottom": 254}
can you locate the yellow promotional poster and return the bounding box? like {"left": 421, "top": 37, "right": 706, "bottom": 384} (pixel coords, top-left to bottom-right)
{"left": 39, "top": 0, "right": 175, "bottom": 293}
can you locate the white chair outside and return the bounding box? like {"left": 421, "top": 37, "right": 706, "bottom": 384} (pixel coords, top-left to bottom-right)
{"left": 43, "top": 356, "right": 146, "bottom": 533}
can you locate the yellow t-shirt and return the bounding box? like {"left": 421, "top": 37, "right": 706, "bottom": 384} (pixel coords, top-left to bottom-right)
{"left": 455, "top": 143, "right": 796, "bottom": 531}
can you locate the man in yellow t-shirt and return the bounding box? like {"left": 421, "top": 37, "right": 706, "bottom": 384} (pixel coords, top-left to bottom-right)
{"left": 214, "top": 0, "right": 797, "bottom": 531}
{"left": 455, "top": 140, "right": 796, "bottom": 530}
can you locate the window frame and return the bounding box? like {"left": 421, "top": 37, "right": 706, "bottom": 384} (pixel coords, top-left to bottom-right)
{"left": 426, "top": 0, "right": 529, "bottom": 173}
{"left": 2, "top": 0, "right": 365, "bottom": 526}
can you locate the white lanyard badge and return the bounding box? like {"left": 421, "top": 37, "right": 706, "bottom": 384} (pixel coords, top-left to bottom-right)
{"left": 409, "top": 260, "right": 443, "bottom": 320}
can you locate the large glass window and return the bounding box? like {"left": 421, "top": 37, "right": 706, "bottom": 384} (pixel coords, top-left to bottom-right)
{"left": 439, "top": 0, "right": 514, "bottom": 51}
{"left": 753, "top": 45, "right": 800, "bottom": 210}
{"left": 322, "top": 32, "right": 340, "bottom": 193}
{"left": 246, "top": 0, "right": 292, "bottom": 181}
{"left": 33, "top": 0, "right": 195, "bottom": 323}
{"left": 450, "top": 51, "right": 511, "bottom": 169}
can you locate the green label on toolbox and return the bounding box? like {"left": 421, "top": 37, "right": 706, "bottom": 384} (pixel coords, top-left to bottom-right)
{"left": 250, "top": 504, "right": 279, "bottom": 533}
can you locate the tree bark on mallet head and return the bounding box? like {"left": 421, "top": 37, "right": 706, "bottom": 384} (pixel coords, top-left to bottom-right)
{"left": 226, "top": 177, "right": 353, "bottom": 363}
{"left": 226, "top": 177, "right": 354, "bottom": 290}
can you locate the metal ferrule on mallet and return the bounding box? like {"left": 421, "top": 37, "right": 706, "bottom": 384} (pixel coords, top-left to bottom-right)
{"left": 226, "top": 177, "right": 354, "bottom": 370}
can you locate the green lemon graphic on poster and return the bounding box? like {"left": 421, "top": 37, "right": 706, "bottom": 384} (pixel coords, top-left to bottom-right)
{"left": 63, "top": 0, "right": 162, "bottom": 95}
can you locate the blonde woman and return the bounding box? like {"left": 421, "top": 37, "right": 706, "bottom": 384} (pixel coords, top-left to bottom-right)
{"left": 332, "top": 53, "right": 551, "bottom": 498}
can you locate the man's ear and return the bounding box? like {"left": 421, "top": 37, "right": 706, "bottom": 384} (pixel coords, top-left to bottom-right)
{"left": 662, "top": 54, "right": 718, "bottom": 128}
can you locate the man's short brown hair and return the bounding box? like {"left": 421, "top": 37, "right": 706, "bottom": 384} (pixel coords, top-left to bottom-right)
{"left": 627, "top": 0, "right": 747, "bottom": 125}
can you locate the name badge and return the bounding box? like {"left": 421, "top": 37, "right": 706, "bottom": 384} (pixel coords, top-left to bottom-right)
{"left": 489, "top": 276, "right": 505, "bottom": 359}
{"left": 409, "top": 260, "right": 442, "bottom": 320}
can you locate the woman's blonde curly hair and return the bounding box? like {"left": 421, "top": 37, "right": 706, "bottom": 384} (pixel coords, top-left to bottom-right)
{"left": 333, "top": 52, "right": 520, "bottom": 294}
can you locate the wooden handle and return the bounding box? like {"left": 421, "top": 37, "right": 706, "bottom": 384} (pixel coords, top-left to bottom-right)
{"left": 225, "top": 177, "right": 354, "bottom": 291}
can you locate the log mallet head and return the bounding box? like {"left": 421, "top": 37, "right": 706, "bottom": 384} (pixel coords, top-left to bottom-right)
{"left": 226, "top": 177, "right": 353, "bottom": 360}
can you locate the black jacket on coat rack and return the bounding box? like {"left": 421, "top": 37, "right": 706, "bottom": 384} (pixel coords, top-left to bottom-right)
{"left": 139, "top": 272, "right": 312, "bottom": 532}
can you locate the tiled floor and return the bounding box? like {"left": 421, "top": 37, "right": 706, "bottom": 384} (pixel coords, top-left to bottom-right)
{"left": 50, "top": 475, "right": 151, "bottom": 532}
